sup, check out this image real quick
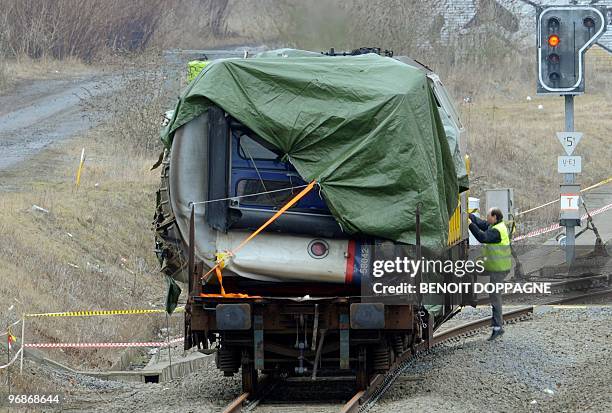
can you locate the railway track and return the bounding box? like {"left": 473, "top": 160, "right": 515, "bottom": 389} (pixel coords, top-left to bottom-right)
{"left": 543, "top": 286, "right": 612, "bottom": 305}
{"left": 222, "top": 283, "right": 611, "bottom": 413}
{"left": 221, "top": 306, "right": 533, "bottom": 413}
{"left": 222, "top": 374, "right": 353, "bottom": 413}
{"left": 476, "top": 273, "right": 610, "bottom": 306}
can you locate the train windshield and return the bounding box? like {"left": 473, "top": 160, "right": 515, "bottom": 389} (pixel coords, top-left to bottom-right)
{"left": 230, "top": 129, "right": 330, "bottom": 214}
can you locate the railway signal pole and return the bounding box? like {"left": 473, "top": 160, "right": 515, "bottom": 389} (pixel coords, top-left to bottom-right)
{"left": 536, "top": 5, "right": 607, "bottom": 265}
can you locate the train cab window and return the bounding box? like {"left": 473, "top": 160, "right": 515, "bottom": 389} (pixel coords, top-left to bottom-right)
{"left": 238, "top": 134, "right": 279, "bottom": 161}
{"left": 236, "top": 179, "right": 296, "bottom": 206}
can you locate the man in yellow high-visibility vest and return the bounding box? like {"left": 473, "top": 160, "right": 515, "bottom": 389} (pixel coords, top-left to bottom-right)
{"left": 469, "top": 207, "right": 512, "bottom": 341}
{"left": 187, "top": 55, "right": 210, "bottom": 83}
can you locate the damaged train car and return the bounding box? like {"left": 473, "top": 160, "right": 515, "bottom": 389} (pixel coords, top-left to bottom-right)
{"left": 153, "top": 48, "right": 473, "bottom": 392}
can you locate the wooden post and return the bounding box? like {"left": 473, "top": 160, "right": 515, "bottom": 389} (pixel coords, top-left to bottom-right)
{"left": 7, "top": 325, "right": 10, "bottom": 392}
{"left": 75, "top": 148, "right": 85, "bottom": 188}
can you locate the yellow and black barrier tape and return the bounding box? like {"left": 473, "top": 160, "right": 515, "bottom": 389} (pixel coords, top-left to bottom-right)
{"left": 25, "top": 306, "right": 184, "bottom": 318}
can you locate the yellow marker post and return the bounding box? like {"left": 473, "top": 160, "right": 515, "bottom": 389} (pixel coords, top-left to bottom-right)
{"left": 19, "top": 315, "right": 24, "bottom": 374}
{"left": 75, "top": 148, "right": 85, "bottom": 188}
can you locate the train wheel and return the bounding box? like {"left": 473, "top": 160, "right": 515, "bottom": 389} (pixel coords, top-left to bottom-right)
{"left": 241, "top": 356, "right": 258, "bottom": 394}
{"left": 356, "top": 346, "right": 369, "bottom": 390}
{"left": 372, "top": 340, "right": 391, "bottom": 372}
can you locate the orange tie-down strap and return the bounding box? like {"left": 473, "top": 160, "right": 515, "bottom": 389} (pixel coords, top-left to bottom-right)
{"left": 201, "top": 180, "right": 317, "bottom": 298}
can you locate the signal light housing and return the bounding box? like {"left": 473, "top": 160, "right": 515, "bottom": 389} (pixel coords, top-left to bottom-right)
{"left": 537, "top": 6, "right": 607, "bottom": 94}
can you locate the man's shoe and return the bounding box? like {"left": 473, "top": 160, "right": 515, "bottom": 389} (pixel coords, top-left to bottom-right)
{"left": 487, "top": 329, "right": 504, "bottom": 341}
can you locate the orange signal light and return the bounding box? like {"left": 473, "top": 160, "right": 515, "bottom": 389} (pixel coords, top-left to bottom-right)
{"left": 548, "top": 34, "right": 560, "bottom": 47}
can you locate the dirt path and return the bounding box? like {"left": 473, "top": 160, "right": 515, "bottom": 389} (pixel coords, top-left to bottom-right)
{"left": 0, "top": 47, "right": 251, "bottom": 175}
{"left": 0, "top": 74, "right": 120, "bottom": 172}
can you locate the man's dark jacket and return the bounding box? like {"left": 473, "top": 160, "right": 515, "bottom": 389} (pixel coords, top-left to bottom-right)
{"left": 469, "top": 213, "right": 502, "bottom": 244}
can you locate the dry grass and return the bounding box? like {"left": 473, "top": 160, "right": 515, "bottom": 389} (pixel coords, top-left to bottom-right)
{"left": 0, "top": 133, "right": 176, "bottom": 369}
{"left": 0, "top": 59, "right": 8, "bottom": 91}
{"left": 0, "top": 57, "right": 177, "bottom": 371}
{"left": 463, "top": 62, "right": 612, "bottom": 231}
{"left": 8, "top": 56, "right": 91, "bottom": 79}
{"left": 0, "top": 0, "right": 162, "bottom": 61}
{"left": 0, "top": 55, "right": 95, "bottom": 94}
{"left": 1, "top": 55, "right": 92, "bottom": 86}
{"left": 80, "top": 54, "right": 167, "bottom": 156}
{"left": 151, "top": 0, "right": 292, "bottom": 49}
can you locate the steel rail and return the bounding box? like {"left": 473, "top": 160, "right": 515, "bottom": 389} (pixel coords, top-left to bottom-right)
{"left": 221, "top": 374, "right": 278, "bottom": 413}
{"left": 222, "top": 392, "right": 250, "bottom": 413}
{"left": 543, "top": 287, "right": 612, "bottom": 305}
{"left": 476, "top": 274, "right": 610, "bottom": 305}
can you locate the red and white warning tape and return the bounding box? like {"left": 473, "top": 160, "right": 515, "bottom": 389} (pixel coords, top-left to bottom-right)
{"left": 515, "top": 176, "right": 612, "bottom": 217}
{"left": 24, "top": 336, "right": 184, "bottom": 349}
{"left": 513, "top": 202, "right": 612, "bottom": 242}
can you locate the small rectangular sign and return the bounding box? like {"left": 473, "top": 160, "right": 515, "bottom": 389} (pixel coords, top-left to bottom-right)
{"left": 559, "top": 184, "right": 581, "bottom": 221}
{"left": 560, "top": 194, "right": 580, "bottom": 210}
{"left": 558, "top": 156, "right": 581, "bottom": 173}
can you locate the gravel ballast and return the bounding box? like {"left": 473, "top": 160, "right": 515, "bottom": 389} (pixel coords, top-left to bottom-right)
{"left": 373, "top": 305, "right": 611, "bottom": 413}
